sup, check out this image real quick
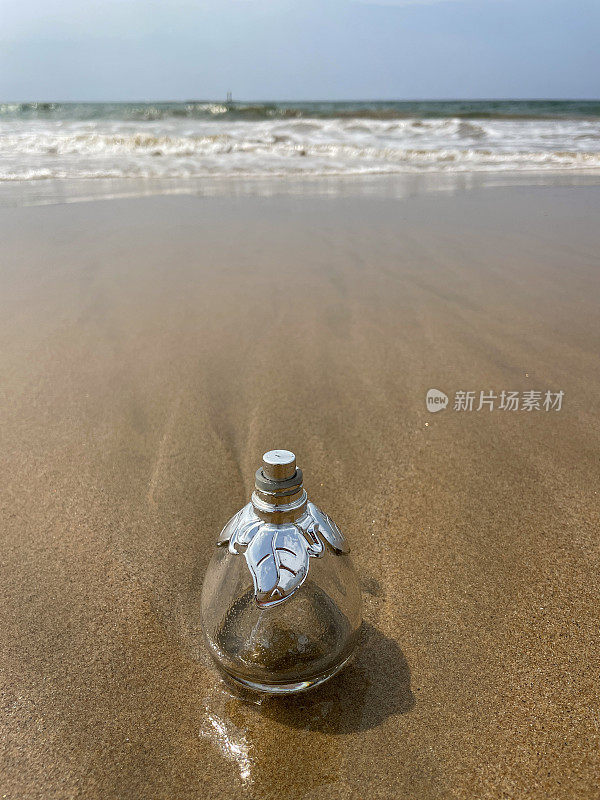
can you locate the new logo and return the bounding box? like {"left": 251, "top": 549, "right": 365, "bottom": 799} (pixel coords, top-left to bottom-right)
{"left": 426, "top": 388, "right": 448, "bottom": 412}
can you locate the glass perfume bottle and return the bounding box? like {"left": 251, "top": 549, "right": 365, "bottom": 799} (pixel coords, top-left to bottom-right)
{"left": 201, "top": 450, "right": 362, "bottom": 694}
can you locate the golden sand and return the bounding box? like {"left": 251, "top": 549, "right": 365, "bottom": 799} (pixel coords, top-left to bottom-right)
{"left": 1, "top": 182, "right": 599, "bottom": 799}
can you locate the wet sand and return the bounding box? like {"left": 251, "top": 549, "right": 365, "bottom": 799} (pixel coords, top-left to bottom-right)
{"left": 1, "top": 180, "right": 599, "bottom": 799}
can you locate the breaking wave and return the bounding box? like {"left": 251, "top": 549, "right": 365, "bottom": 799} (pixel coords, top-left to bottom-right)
{"left": 1, "top": 109, "right": 600, "bottom": 180}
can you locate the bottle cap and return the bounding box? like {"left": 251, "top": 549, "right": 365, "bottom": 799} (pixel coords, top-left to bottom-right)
{"left": 262, "top": 449, "right": 296, "bottom": 481}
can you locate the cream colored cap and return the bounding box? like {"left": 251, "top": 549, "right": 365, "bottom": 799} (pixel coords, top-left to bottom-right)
{"left": 261, "top": 450, "right": 297, "bottom": 481}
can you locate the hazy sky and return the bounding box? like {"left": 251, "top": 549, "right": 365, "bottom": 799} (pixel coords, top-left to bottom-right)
{"left": 1, "top": 0, "right": 599, "bottom": 101}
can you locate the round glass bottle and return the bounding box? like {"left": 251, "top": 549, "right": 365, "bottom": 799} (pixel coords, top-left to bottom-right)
{"left": 201, "top": 450, "right": 362, "bottom": 694}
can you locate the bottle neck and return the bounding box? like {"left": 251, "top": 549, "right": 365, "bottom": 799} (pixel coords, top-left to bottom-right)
{"left": 252, "top": 449, "right": 306, "bottom": 523}
{"left": 251, "top": 488, "right": 307, "bottom": 524}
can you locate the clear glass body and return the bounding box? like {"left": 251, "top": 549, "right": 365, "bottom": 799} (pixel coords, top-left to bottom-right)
{"left": 201, "top": 544, "right": 362, "bottom": 694}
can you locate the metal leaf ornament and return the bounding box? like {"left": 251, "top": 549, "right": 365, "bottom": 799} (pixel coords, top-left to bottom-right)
{"left": 217, "top": 501, "right": 348, "bottom": 607}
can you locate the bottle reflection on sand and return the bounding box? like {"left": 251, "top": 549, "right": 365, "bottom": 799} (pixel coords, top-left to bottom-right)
{"left": 199, "top": 622, "right": 415, "bottom": 800}
{"left": 199, "top": 678, "right": 343, "bottom": 798}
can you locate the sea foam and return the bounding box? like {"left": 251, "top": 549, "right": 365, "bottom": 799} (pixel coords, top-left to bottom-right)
{"left": 1, "top": 102, "right": 599, "bottom": 180}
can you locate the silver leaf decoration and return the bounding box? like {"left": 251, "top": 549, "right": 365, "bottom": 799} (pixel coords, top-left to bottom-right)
{"left": 217, "top": 503, "right": 262, "bottom": 553}
{"left": 245, "top": 524, "right": 311, "bottom": 607}
{"left": 305, "top": 501, "right": 349, "bottom": 554}
{"left": 216, "top": 501, "right": 349, "bottom": 606}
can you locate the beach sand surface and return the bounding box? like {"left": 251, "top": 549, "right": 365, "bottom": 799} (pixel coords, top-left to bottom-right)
{"left": 1, "top": 180, "right": 599, "bottom": 799}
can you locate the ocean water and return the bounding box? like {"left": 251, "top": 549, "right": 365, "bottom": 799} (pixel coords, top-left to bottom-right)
{"left": 2, "top": 100, "right": 600, "bottom": 181}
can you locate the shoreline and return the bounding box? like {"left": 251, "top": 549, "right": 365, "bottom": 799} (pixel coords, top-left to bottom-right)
{"left": 2, "top": 168, "right": 600, "bottom": 209}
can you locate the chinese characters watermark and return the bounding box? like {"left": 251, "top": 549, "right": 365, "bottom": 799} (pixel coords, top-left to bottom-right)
{"left": 426, "top": 389, "right": 564, "bottom": 413}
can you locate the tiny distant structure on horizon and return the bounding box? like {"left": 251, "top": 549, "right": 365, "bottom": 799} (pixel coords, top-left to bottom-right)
{"left": 226, "top": 91, "right": 233, "bottom": 105}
